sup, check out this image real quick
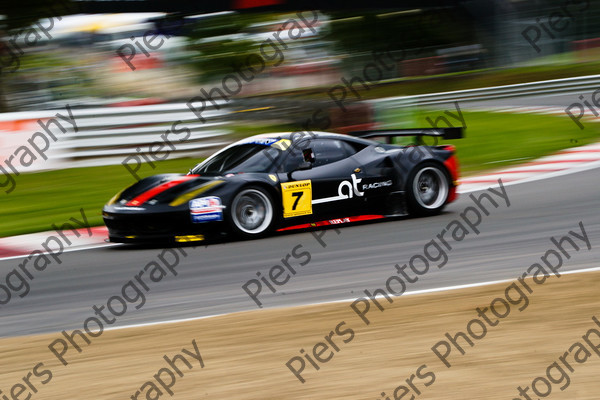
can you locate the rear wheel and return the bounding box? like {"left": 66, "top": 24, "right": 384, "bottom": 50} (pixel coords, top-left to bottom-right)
{"left": 228, "top": 187, "right": 275, "bottom": 238}
{"left": 406, "top": 162, "right": 450, "bottom": 216}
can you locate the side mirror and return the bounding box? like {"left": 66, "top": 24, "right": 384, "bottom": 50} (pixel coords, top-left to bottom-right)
{"left": 287, "top": 160, "right": 312, "bottom": 180}
{"left": 297, "top": 161, "right": 312, "bottom": 171}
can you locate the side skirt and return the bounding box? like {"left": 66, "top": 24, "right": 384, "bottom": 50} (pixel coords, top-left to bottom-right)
{"left": 277, "top": 214, "right": 386, "bottom": 232}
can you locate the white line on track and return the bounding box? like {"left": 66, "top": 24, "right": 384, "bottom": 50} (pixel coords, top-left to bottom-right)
{"left": 0, "top": 243, "right": 121, "bottom": 262}
{"left": 103, "top": 265, "right": 600, "bottom": 332}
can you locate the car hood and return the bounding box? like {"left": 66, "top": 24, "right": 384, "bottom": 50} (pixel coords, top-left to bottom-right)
{"left": 107, "top": 174, "right": 226, "bottom": 208}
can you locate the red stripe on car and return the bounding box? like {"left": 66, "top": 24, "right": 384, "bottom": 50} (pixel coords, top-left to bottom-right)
{"left": 277, "top": 215, "right": 385, "bottom": 232}
{"left": 126, "top": 176, "right": 198, "bottom": 206}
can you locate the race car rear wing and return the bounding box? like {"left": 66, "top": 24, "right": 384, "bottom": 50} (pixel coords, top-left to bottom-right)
{"left": 348, "top": 127, "right": 463, "bottom": 143}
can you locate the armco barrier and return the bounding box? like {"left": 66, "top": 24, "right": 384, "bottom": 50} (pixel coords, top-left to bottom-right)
{"left": 2, "top": 74, "right": 600, "bottom": 172}
{"left": 0, "top": 101, "right": 232, "bottom": 171}
{"left": 370, "top": 74, "right": 600, "bottom": 107}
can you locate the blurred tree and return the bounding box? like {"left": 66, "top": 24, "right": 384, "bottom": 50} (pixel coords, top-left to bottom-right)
{"left": 1, "top": 0, "right": 77, "bottom": 30}
{"left": 0, "top": 0, "right": 77, "bottom": 111}
{"left": 327, "top": 8, "right": 475, "bottom": 56}
{"left": 186, "top": 11, "right": 294, "bottom": 82}
{"left": 323, "top": 8, "right": 480, "bottom": 77}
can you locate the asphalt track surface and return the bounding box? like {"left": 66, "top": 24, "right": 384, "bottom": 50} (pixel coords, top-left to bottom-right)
{"left": 1, "top": 166, "right": 599, "bottom": 338}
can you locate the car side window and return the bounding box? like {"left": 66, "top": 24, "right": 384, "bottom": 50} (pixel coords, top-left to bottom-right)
{"left": 280, "top": 140, "right": 308, "bottom": 172}
{"left": 342, "top": 140, "right": 367, "bottom": 154}
{"left": 311, "top": 139, "right": 353, "bottom": 167}
{"left": 280, "top": 138, "right": 362, "bottom": 172}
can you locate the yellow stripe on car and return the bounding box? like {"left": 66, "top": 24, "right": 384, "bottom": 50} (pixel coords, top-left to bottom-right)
{"left": 174, "top": 235, "right": 204, "bottom": 242}
{"left": 107, "top": 188, "right": 125, "bottom": 205}
{"left": 169, "top": 180, "right": 224, "bottom": 207}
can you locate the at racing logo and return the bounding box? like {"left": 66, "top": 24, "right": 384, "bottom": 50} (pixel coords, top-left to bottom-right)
{"left": 313, "top": 174, "right": 393, "bottom": 205}
{"left": 362, "top": 180, "right": 392, "bottom": 190}
{"left": 312, "top": 174, "right": 364, "bottom": 204}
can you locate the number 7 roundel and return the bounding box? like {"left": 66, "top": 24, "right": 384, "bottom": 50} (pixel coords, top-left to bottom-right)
{"left": 281, "top": 180, "right": 312, "bottom": 218}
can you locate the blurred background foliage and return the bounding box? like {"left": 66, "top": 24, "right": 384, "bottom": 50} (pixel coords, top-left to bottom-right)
{"left": 2, "top": 1, "right": 600, "bottom": 111}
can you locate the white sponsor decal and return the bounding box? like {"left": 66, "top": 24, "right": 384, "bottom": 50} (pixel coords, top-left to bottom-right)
{"left": 313, "top": 174, "right": 394, "bottom": 205}
{"left": 362, "top": 180, "right": 392, "bottom": 190}
{"left": 190, "top": 196, "right": 224, "bottom": 223}
{"left": 329, "top": 217, "right": 351, "bottom": 224}
{"left": 312, "top": 174, "right": 364, "bottom": 204}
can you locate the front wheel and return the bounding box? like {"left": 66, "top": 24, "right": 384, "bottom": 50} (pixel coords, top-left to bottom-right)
{"left": 228, "top": 186, "right": 275, "bottom": 238}
{"left": 406, "top": 162, "right": 450, "bottom": 216}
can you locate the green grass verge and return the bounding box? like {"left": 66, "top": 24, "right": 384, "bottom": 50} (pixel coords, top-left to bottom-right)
{"left": 1, "top": 110, "right": 598, "bottom": 237}
{"left": 428, "top": 111, "right": 600, "bottom": 174}
{"left": 1, "top": 158, "right": 197, "bottom": 238}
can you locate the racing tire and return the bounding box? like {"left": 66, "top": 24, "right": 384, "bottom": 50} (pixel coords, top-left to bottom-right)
{"left": 406, "top": 162, "right": 450, "bottom": 216}
{"left": 228, "top": 186, "right": 276, "bottom": 238}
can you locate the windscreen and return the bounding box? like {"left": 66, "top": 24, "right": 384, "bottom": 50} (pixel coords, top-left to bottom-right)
{"left": 190, "top": 143, "right": 281, "bottom": 175}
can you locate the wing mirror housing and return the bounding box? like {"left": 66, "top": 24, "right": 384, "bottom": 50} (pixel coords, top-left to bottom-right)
{"left": 288, "top": 148, "right": 314, "bottom": 179}
{"left": 288, "top": 160, "right": 312, "bottom": 180}
{"left": 296, "top": 161, "right": 312, "bottom": 171}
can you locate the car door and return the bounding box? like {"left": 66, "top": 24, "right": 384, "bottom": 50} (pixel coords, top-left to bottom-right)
{"left": 279, "top": 138, "right": 363, "bottom": 220}
{"left": 351, "top": 144, "right": 398, "bottom": 200}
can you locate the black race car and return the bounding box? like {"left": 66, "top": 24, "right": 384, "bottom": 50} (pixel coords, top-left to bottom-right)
{"left": 103, "top": 128, "right": 462, "bottom": 243}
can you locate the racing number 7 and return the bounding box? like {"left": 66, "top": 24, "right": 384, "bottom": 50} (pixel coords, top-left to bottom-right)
{"left": 291, "top": 191, "right": 303, "bottom": 210}
{"left": 281, "top": 179, "right": 312, "bottom": 218}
